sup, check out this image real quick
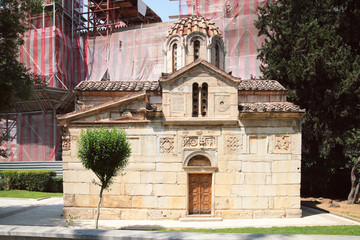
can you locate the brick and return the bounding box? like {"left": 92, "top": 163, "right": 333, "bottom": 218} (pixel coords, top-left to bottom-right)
{"left": 102, "top": 195, "right": 131, "bottom": 208}
{"left": 63, "top": 182, "right": 90, "bottom": 194}
{"left": 74, "top": 194, "right": 98, "bottom": 207}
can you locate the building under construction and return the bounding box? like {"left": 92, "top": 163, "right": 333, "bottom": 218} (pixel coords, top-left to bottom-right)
{"left": 0, "top": 0, "right": 267, "bottom": 173}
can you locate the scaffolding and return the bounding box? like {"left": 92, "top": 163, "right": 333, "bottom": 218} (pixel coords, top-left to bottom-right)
{"left": 30, "top": 0, "right": 86, "bottom": 38}
{"left": 78, "top": 0, "right": 162, "bottom": 37}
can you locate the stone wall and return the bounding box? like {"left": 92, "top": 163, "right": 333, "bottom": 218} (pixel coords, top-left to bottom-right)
{"left": 63, "top": 117, "right": 302, "bottom": 220}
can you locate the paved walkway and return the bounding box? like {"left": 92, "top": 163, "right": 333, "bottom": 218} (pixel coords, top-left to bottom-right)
{"left": 0, "top": 197, "right": 359, "bottom": 239}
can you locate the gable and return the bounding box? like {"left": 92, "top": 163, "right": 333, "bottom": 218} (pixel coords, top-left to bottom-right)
{"left": 160, "top": 61, "right": 239, "bottom": 119}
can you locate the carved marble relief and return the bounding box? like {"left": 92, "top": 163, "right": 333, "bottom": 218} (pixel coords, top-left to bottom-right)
{"left": 182, "top": 136, "right": 216, "bottom": 148}
{"left": 225, "top": 135, "right": 242, "bottom": 154}
{"left": 274, "top": 135, "right": 290, "bottom": 153}
{"left": 215, "top": 95, "right": 230, "bottom": 112}
{"left": 160, "top": 137, "right": 175, "bottom": 154}
{"left": 62, "top": 138, "right": 71, "bottom": 151}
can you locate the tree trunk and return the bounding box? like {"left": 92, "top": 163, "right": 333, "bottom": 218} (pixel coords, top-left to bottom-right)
{"left": 348, "top": 157, "right": 360, "bottom": 204}
{"left": 96, "top": 186, "right": 104, "bottom": 229}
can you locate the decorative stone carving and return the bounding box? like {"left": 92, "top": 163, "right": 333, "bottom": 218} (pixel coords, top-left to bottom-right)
{"left": 62, "top": 138, "right": 71, "bottom": 151}
{"left": 226, "top": 135, "right": 242, "bottom": 154}
{"left": 274, "top": 135, "right": 290, "bottom": 153}
{"left": 215, "top": 95, "right": 230, "bottom": 112}
{"left": 160, "top": 137, "right": 175, "bottom": 154}
{"left": 182, "top": 136, "right": 216, "bottom": 148}
{"left": 122, "top": 111, "right": 132, "bottom": 117}
{"left": 196, "top": 130, "right": 203, "bottom": 135}
{"left": 70, "top": 136, "right": 78, "bottom": 141}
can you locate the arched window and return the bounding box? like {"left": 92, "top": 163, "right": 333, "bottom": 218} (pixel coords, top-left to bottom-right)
{"left": 215, "top": 43, "right": 220, "bottom": 68}
{"left": 201, "top": 83, "right": 208, "bottom": 117}
{"left": 192, "top": 83, "right": 199, "bottom": 117}
{"left": 172, "top": 43, "right": 178, "bottom": 72}
{"left": 194, "top": 40, "right": 200, "bottom": 61}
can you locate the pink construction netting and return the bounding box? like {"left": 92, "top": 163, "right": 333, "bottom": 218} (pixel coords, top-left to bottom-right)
{"left": 3, "top": 0, "right": 266, "bottom": 162}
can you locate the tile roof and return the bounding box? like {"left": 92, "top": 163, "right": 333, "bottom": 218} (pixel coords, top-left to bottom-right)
{"left": 167, "top": 16, "right": 222, "bottom": 39}
{"left": 238, "top": 80, "right": 286, "bottom": 91}
{"left": 239, "top": 102, "right": 305, "bottom": 113}
{"left": 75, "top": 81, "right": 160, "bottom": 91}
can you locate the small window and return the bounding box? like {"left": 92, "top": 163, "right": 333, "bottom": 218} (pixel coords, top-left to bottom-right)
{"left": 192, "top": 83, "right": 199, "bottom": 117}
{"left": 201, "top": 83, "right": 208, "bottom": 117}
{"left": 215, "top": 43, "right": 220, "bottom": 68}
{"left": 172, "top": 43, "right": 178, "bottom": 72}
{"left": 194, "top": 40, "right": 200, "bottom": 61}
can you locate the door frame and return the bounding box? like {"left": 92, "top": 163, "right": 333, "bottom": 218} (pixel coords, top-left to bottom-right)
{"left": 187, "top": 172, "right": 215, "bottom": 215}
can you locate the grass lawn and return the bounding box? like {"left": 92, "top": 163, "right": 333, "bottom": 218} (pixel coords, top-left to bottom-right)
{"left": 162, "top": 225, "right": 360, "bottom": 236}
{"left": 0, "top": 190, "right": 63, "bottom": 199}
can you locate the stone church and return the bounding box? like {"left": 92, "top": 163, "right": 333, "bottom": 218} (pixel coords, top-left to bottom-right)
{"left": 59, "top": 17, "right": 304, "bottom": 220}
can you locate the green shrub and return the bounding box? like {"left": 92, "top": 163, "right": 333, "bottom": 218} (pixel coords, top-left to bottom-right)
{"left": 0, "top": 170, "right": 58, "bottom": 192}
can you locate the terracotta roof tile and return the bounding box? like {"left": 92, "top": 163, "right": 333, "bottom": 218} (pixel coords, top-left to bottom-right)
{"left": 239, "top": 102, "right": 305, "bottom": 113}
{"left": 238, "top": 80, "right": 286, "bottom": 91}
{"left": 75, "top": 81, "right": 160, "bottom": 92}
{"left": 167, "top": 16, "right": 222, "bottom": 39}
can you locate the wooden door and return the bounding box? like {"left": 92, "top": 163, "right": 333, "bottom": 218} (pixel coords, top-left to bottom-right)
{"left": 188, "top": 174, "right": 212, "bottom": 214}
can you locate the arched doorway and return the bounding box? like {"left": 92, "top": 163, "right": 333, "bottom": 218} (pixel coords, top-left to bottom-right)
{"left": 187, "top": 155, "right": 212, "bottom": 215}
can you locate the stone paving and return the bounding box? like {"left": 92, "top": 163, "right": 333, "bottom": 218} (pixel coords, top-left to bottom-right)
{"left": 0, "top": 197, "right": 359, "bottom": 239}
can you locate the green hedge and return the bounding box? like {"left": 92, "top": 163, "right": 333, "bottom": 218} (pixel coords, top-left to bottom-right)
{"left": 0, "top": 170, "right": 62, "bottom": 192}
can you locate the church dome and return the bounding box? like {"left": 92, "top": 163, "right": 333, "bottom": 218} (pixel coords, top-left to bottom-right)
{"left": 166, "top": 16, "right": 222, "bottom": 39}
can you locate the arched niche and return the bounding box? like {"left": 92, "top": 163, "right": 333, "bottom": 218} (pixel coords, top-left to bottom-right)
{"left": 183, "top": 151, "right": 218, "bottom": 172}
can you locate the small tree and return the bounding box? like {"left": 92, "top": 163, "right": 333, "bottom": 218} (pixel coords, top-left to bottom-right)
{"left": 77, "top": 128, "right": 131, "bottom": 229}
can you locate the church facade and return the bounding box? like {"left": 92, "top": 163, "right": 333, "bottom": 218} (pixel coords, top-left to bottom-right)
{"left": 59, "top": 17, "right": 304, "bottom": 220}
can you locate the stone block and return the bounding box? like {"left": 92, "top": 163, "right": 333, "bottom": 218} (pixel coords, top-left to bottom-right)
{"left": 286, "top": 209, "right": 302, "bottom": 218}
{"left": 140, "top": 172, "right": 177, "bottom": 184}
{"left": 215, "top": 197, "right": 232, "bottom": 210}
{"left": 227, "top": 160, "right": 242, "bottom": 172}
{"left": 143, "top": 136, "right": 157, "bottom": 156}
{"left": 124, "top": 184, "right": 153, "bottom": 196}
{"left": 272, "top": 173, "right": 301, "bottom": 184}
{"left": 63, "top": 194, "right": 75, "bottom": 207}
{"left": 63, "top": 182, "right": 90, "bottom": 194}
{"left": 63, "top": 207, "right": 94, "bottom": 220}
{"left": 215, "top": 184, "right": 231, "bottom": 197}
{"left": 272, "top": 160, "right": 300, "bottom": 173}
{"left": 67, "top": 162, "right": 85, "bottom": 170}
{"left": 253, "top": 210, "right": 286, "bottom": 219}
{"left": 231, "top": 185, "right": 258, "bottom": 197}
{"left": 156, "top": 163, "right": 182, "bottom": 171}
{"left": 154, "top": 184, "right": 186, "bottom": 197}
{"left": 234, "top": 173, "right": 245, "bottom": 184}
{"left": 242, "top": 162, "right": 270, "bottom": 173}
{"left": 74, "top": 194, "right": 98, "bottom": 207}
{"left": 177, "top": 172, "right": 187, "bottom": 184}
{"left": 158, "top": 197, "right": 186, "bottom": 209}
{"left": 273, "top": 197, "right": 300, "bottom": 209}
{"left": 244, "top": 173, "right": 266, "bottom": 184}
{"left": 221, "top": 210, "right": 253, "bottom": 219}
{"left": 103, "top": 195, "right": 132, "bottom": 208}
{"left": 95, "top": 208, "right": 122, "bottom": 220}
{"left": 117, "top": 171, "right": 141, "bottom": 183}
{"left": 120, "top": 209, "right": 149, "bottom": 220}
{"left": 215, "top": 173, "right": 235, "bottom": 184}
{"left": 132, "top": 196, "right": 158, "bottom": 208}
{"left": 242, "top": 197, "right": 269, "bottom": 209}
{"left": 126, "top": 162, "right": 156, "bottom": 171}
